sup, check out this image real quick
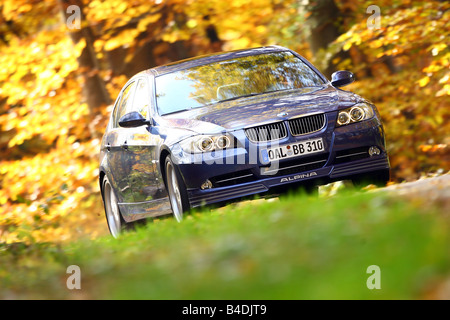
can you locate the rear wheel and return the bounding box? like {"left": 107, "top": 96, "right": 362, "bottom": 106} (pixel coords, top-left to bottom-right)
{"left": 165, "top": 156, "right": 190, "bottom": 221}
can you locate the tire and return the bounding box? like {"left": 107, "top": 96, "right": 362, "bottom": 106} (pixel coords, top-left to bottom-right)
{"left": 165, "top": 156, "right": 190, "bottom": 221}
{"left": 102, "top": 175, "right": 127, "bottom": 238}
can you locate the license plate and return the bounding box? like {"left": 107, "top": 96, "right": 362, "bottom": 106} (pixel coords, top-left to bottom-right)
{"left": 261, "top": 138, "right": 324, "bottom": 161}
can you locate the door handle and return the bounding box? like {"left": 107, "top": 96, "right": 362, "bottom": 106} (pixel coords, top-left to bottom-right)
{"left": 106, "top": 143, "right": 111, "bottom": 152}
{"left": 122, "top": 140, "right": 128, "bottom": 150}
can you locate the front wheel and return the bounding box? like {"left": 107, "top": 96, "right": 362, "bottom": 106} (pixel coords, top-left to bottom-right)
{"left": 102, "top": 175, "right": 126, "bottom": 238}
{"left": 165, "top": 156, "right": 190, "bottom": 222}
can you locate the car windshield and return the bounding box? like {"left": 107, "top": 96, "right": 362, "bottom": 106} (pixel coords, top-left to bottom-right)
{"left": 155, "top": 51, "right": 325, "bottom": 116}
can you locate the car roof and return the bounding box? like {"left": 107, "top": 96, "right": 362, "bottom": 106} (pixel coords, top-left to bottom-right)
{"left": 149, "top": 45, "right": 290, "bottom": 76}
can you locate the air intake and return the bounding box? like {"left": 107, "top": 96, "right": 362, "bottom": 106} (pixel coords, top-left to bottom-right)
{"left": 288, "top": 113, "right": 326, "bottom": 136}
{"left": 245, "top": 122, "right": 287, "bottom": 142}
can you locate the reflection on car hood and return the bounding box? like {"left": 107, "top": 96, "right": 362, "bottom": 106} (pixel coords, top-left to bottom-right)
{"left": 160, "top": 86, "right": 362, "bottom": 133}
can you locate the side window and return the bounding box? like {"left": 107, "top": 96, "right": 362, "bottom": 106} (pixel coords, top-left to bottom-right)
{"left": 132, "top": 79, "right": 150, "bottom": 119}
{"left": 114, "top": 81, "right": 136, "bottom": 127}
{"left": 110, "top": 93, "right": 122, "bottom": 129}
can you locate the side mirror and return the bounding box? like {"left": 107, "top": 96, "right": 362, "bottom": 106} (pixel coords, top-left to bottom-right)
{"left": 331, "top": 70, "right": 355, "bottom": 88}
{"left": 119, "top": 111, "right": 151, "bottom": 128}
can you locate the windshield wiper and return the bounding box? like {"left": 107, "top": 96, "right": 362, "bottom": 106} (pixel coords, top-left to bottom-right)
{"left": 262, "top": 86, "right": 322, "bottom": 94}
{"left": 217, "top": 93, "right": 262, "bottom": 103}
{"left": 217, "top": 87, "right": 321, "bottom": 103}
{"left": 162, "top": 108, "right": 192, "bottom": 116}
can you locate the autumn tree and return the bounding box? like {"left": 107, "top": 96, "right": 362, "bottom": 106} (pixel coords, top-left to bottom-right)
{"left": 0, "top": 0, "right": 448, "bottom": 244}
{"left": 298, "top": 0, "right": 350, "bottom": 77}
{"left": 0, "top": 0, "right": 303, "bottom": 243}
{"left": 330, "top": 0, "right": 449, "bottom": 179}
{"left": 59, "top": 0, "right": 111, "bottom": 116}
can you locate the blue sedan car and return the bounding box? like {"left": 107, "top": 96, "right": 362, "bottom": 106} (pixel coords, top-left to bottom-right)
{"left": 99, "top": 46, "right": 390, "bottom": 237}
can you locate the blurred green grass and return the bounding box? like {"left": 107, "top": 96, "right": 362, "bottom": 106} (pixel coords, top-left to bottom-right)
{"left": 1, "top": 189, "right": 449, "bottom": 299}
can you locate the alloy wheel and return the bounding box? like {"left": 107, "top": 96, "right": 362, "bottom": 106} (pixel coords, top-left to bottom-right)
{"left": 103, "top": 177, "right": 122, "bottom": 238}
{"left": 166, "top": 159, "right": 184, "bottom": 222}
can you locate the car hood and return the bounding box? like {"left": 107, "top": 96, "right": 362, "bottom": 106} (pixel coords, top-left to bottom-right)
{"left": 159, "top": 85, "right": 363, "bottom": 134}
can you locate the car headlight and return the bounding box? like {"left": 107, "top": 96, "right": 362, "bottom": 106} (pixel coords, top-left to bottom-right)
{"left": 336, "top": 103, "right": 375, "bottom": 127}
{"left": 179, "top": 134, "right": 235, "bottom": 153}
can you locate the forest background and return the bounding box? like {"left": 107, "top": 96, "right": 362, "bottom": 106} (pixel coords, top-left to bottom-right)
{"left": 0, "top": 0, "right": 448, "bottom": 243}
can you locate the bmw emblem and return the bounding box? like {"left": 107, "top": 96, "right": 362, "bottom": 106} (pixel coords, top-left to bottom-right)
{"left": 277, "top": 112, "right": 288, "bottom": 117}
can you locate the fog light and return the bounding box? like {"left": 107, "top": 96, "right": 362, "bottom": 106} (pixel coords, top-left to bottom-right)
{"left": 368, "top": 146, "right": 381, "bottom": 156}
{"left": 201, "top": 179, "right": 213, "bottom": 190}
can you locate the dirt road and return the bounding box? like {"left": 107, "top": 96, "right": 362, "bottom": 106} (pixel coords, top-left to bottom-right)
{"left": 379, "top": 173, "right": 450, "bottom": 210}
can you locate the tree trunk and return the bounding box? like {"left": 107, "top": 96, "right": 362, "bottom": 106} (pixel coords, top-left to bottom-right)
{"left": 304, "top": 0, "right": 349, "bottom": 78}
{"left": 59, "top": 0, "right": 111, "bottom": 115}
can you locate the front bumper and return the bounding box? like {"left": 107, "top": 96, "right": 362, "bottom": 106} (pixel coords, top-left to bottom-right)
{"left": 171, "top": 114, "right": 390, "bottom": 208}
{"left": 187, "top": 155, "right": 389, "bottom": 207}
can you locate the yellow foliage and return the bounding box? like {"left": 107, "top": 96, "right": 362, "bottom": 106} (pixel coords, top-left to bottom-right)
{"left": 417, "top": 76, "right": 430, "bottom": 87}
{"left": 0, "top": 0, "right": 448, "bottom": 244}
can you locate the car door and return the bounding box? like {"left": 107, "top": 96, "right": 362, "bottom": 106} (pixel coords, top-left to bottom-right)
{"left": 120, "top": 77, "right": 169, "bottom": 210}
{"left": 104, "top": 80, "right": 137, "bottom": 204}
